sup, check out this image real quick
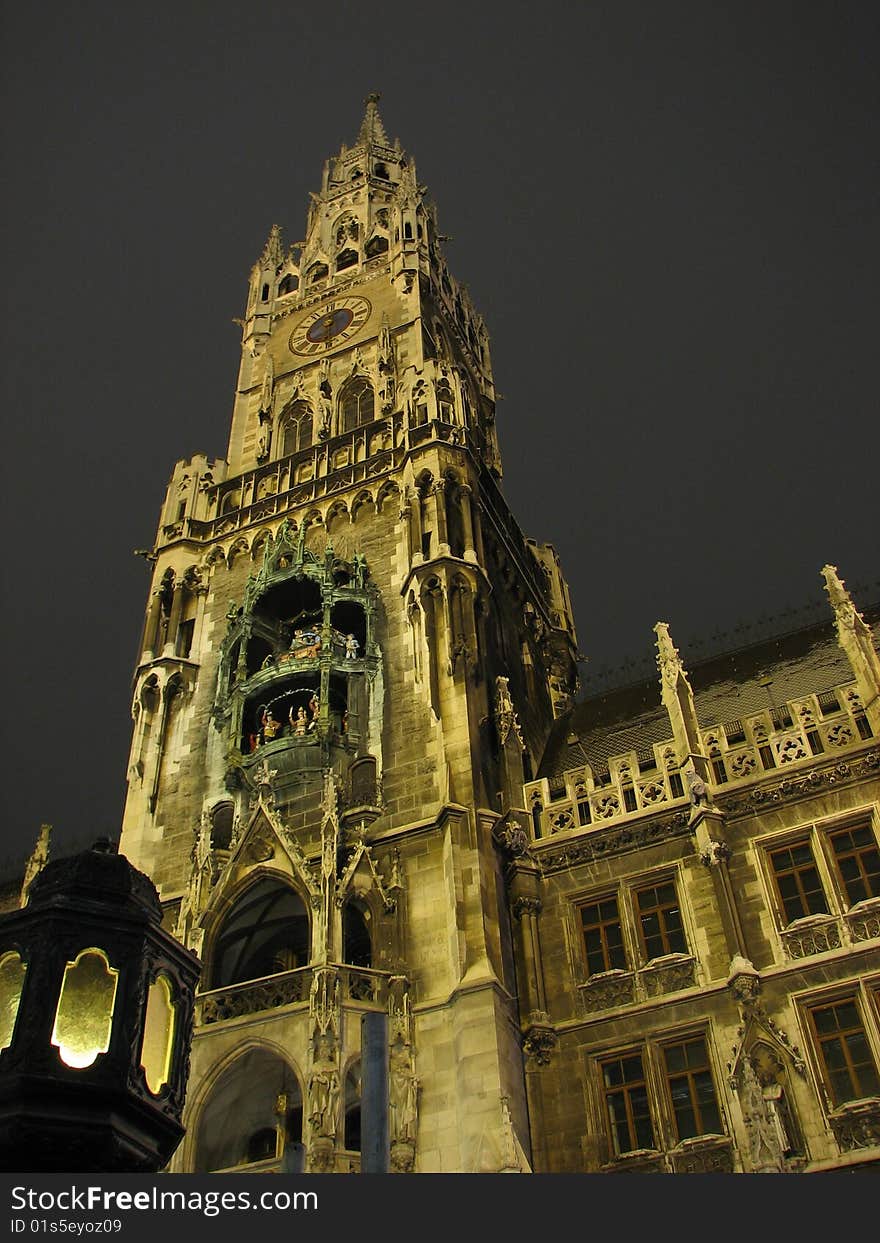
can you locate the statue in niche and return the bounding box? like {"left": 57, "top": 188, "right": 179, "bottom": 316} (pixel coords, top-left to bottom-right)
{"left": 261, "top": 708, "right": 282, "bottom": 742}
{"left": 739, "top": 1056, "right": 787, "bottom": 1172}
{"left": 389, "top": 1044, "right": 419, "bottom": 1143}
{"left": 308, "top": 1065, "right": 340, "bottom": 1139}
{"left": 308, "top": 693, "right": 320, "bottom": 730}
{"left": 258, "top": 350, "right": 275, "bottom": 417}
{"left": 345, "top": 633, "right": 359, "bottom": 659}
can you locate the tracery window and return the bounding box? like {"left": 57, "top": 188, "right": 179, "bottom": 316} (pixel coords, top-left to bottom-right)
{"left": 339, "top": 378, "right": 375, "bottom": 432}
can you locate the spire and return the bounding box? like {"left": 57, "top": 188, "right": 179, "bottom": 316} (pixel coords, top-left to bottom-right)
{"left": 821, "top": 564, "right": 880, "bottom": 729}
{"left": 357, "top": 92, "right": 390, "bottom": 147}
{"left": 654, "top": 622, "right": 704, "bottom": 765}
{"left": 259, "top": 223, "right": 284, "bottom": 267}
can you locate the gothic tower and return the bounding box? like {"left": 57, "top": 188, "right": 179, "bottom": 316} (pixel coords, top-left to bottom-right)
{"left": 119, "top": 96, "right": 579, "bottom": 1173}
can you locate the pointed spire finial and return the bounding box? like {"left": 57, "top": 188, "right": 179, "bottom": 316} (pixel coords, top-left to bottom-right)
{"left": 654, "top": 621, "right": 684, "bottom": 688}
{"left": 357, "top": 92, "right": 390, "bottom": 146}
{"left": 821, "top": 564, "right": 851, "bottom": 614}
{"left": 260, "top": 223, "right": 283, "bottom": 267}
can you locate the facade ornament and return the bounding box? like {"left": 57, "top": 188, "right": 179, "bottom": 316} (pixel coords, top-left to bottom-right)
{"left": 822, "top": 564, "right": 880, "bottom": 728}
{"left": 685, "top": 764, "right": 709, "bottom": 807}
{"left": 498, "top": 1096, "right": 522, "bottom": 1173}
{"left": 491, "top": 813, "right": 530, "bottom": 859}
{"left": 727, "top": 958, "right": 806, "bottom": 1083}
{"left": 700, "top": 840, "right": 731, "bottom": 867}
{"left": 512, "top": 895, "right": 542, "bottom": 920}
{"left": 258, "top": 349, "right": 274, "bottom": 419}
{"left": 494, "top": 675, "right": 525, "bottom": 750}
{"left": 20, "top": 824, "right": 51, "bottom": 907}
{"left": 736, "top": 1056, "right": 787, "bottom": 1172}
{"left": 389, "top": 1042, "right": 419, "bottom": 1145}
{"left": 522, "top": 1019, "right": 557, "bottom": 1066}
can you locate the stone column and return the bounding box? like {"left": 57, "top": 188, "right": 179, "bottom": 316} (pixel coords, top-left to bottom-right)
{"left": 459, "top": 483, "right": 477, "bottom": 562}
{"left": 430, "top": 479, "right": 449, "bottom": 555}
{"left": 142, "top": 589, "right": 164, "bottom": 660}
{"left": 361, "top": 1011, "right": 389, "bottom": 1173}
{"left": 164, "top": 580, "right": 186, "bottom": 656}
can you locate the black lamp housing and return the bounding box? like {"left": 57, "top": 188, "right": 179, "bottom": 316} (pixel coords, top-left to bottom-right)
{"left": 0, "top": 839, "right": 200, "bottom": 1172}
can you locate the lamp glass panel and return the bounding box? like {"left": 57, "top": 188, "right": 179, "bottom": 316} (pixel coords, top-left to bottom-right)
{"left": 0, "top": 952, "right": 26, "bottom": 1052}
{"left": 141, "top": 974, "right": 176, "bottom": 1094}
{"left": 51, "top": 948, "right": 119, "bottom": 1069}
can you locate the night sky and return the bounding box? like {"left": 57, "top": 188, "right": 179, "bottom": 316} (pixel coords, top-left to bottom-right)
{"left": 2, "top": 2, "right": 878, "bottom": 868}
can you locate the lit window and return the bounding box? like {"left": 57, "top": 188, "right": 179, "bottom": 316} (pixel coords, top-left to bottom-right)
{"left": 828, "top": 823, "right": 880, "bottom": 907}
{"left": 635, "top": 881, "right": 687, "bottom": 960}
{"left": 600, "top": 1052, "right": 656, "bottom": 1155}
{"left": 579, "top": 897, "right": 627, "bottom": 975}
{"left": 768, "top": 840, "right": 828, "bottom": 924}
{"left": 808, "top": 998, "right": 880, "bottom": 1107}
{"left": 51, "top": 948, "right": 119, "bottom": 1069}
{"left": 661, "top": 1036, "right": 722, "bottom": 1140}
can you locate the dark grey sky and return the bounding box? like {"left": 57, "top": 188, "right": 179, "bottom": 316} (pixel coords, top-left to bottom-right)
{"left": 2, "top": 1, "right": 878, "bottom": 866}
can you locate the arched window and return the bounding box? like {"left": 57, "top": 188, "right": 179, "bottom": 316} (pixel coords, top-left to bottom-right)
{"left": 279, "top": 403, "right": 312, "bottom": 457}
{"left": 336, "top": 248, "right": 358, "bottom": 272}
{"left": 342, "top": 901, "right": 372, "bottom": 968}
{"left": 195, "top": 1048, "right": 303, "bottom": 1172}
{"left": 339, "top": 378, "right": 375, "bottom": 432}
{"left": 210, "top": 802, "right": 235, "bottom": 850}
{"left": 278, "top": 273, "right": 298, "bottom": 296}
{"left": 308, "top": 262, "right": 328, "bottom": 284}
{"left": 344, "top": 1063, "right": 362, "bottom": 1152}
{"left": 211, "top": 879, "right": 309, "bottom": 988}
{"left": 365, "top": 234, "right": 388, "bottom": 259}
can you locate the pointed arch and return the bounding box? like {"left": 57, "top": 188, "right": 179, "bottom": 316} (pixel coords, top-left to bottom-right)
{"left": 191, "top": 1043, "right": 305, "bottom": 1173}
{"left": 207, "top": 875, "right": 311, "bottom": 989}
{"left": 278, "top": 401, "right": 313, "bottom": 457}
{"left": 339, "top": 376, "right": 375, "bottom": 432}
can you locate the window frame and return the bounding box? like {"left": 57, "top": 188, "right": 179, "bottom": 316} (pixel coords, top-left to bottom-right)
{"left": 632, "top": 875, "right": 690, "bottom": 963}
{"left": 658, "top": 1032, "right": 725, "bottom": 1143}
{"left": 799, "top": 981, "right": 880, "bottom": 1113}
{"left": 821, "top": 813, "right": 880, "bottom": 910}
{"left": 592, "top": 1025, "right": 727, "bottom": 1165}
{"left": 577, "top": 892, "right": 629, "bottom": 978}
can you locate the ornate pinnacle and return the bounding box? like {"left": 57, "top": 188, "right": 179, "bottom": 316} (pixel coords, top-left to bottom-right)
{"left": 654, "top": 621, "right": 684, "bottom": 686}
{"left": 357, "top": 92, "right": 390, "bottom": 147}
{"left": 259, "top": 223, "right": 284, "bottom": 267}
{"left": 822, "top": 564, "right": 855, "bottom": 616}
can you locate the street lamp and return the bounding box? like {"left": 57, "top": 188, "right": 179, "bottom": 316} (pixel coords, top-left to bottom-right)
{"left": 0, "top": 838, "right": 199, "bottom": 1172}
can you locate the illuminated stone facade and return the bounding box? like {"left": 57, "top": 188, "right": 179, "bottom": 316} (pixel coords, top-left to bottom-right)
{"left": 112, "top": 100, "right": 879, "bottom": 1173}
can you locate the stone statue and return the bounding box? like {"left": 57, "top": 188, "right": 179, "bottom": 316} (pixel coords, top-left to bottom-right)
{"left": 739, "top": 1057, "right": 785, "bottom": 1172}
{"left": 308, "top": 1066, "right": 340, "bottom": 1138}
{"left": 389, "top": 1046, "right": 419, "bottom": 1142}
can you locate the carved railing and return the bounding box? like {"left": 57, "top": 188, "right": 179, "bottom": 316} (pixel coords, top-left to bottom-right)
{"left": 602, "top": 1136, "right": 733, "bottom": 1174}
{"left": 827, "top": 1098, "right": 880, "bottom": 1153}
{"left": 197, "top": 966, "right": 313, "bottom": 1026}
{"left": 846, "top": 899, "right": 880, "bottom": 944}
{"left": 579, "top": 956, "right": 696, "bottom": 1015}
{"left": 780, "top": 914, "right": 843, "bottom": 961}
{"left": 339, "top": 965, "right": 390, "bottom": 1007}
{"left": 196, "top": 963, "right": 393, "bottom": 1027}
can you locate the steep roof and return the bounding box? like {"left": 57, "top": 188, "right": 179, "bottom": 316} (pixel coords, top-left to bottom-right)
{"left": 539, "top": 608, "right": 880, "bottom": 780}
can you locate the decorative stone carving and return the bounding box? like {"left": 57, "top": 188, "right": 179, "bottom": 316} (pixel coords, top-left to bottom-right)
{"left": 494, "top": 675, "right": 525, "bottom": 749}
{"left": 512, "top": 896, "right": 542, "bottom": 919}
{"left": 700, "top": 840, "right": 731, "bottom": 867}
{"left": 522, "top": 1020, "right": 557, "bottom": 1066}
{"left": 580, "top": 970, "right": 635, "bottom": 1013}
{"left": 492, "top": 813, "right": 530, "bottom": 858}
{"left": 780, "top": 915, "right": 842, "bottom": 959}
{"left": 668, "top": 1137, "right": 734, "bottom": 1174}
{"left": 389, "top": 1043, "right": 419, "bottom": 1144}
{"left": 537, "top": 810, "right": 691, "bottom": 873}
{"left": 847, "top": 901, "right": 880, "bottom": 942}
{"left": 639, "top": 955, "right": 696, "bottom": 998}
{"left": 198, "top": 969, "right": 310, "bottom": 1025}
{"left": 20, "top": 824, "right": 51, "bottom": 907}
{"left": 828, "top": 1098, "right": 880, "bottom": 1152}
{"left": 722, "top": 751, "right": 879, "bottom": 817}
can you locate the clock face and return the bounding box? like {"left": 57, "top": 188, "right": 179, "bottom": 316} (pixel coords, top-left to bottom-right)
{"left": 289, "top": 296, "right": 371, "bottom": 356}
